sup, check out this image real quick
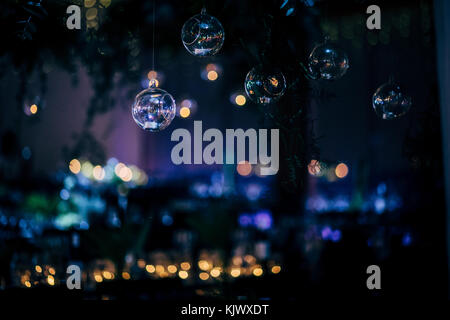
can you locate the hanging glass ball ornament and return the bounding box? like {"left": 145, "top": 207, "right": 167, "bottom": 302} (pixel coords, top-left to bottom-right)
{"left": 181, "top": 8, "right": 225, "bottom": 57}
{"left": 308, "top": 38, "right": 349, "bottom": 80}
{"left": 244, "top": 67, "right": 287, "bottom": 105}
{"left": 131, "top": 80, "right": 176, "bottom": 131}
{"left": 372, "top": 80, "right": 412, "bottom": 120}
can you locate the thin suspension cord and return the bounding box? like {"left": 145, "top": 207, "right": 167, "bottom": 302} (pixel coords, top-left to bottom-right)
{"left": 152, "top": 0, "right": 156, "bottom": 72}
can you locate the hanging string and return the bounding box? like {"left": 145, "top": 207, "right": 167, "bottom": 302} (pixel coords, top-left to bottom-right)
{"left": 152, "top": 0, "right": 156, "bottom": 72}
{"left": 148, "top": 0, "right": 157, "bottom": 87}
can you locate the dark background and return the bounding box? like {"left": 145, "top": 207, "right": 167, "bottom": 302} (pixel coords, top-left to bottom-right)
{"left": 0, "top": 0, "right": 447, "bottom": 301}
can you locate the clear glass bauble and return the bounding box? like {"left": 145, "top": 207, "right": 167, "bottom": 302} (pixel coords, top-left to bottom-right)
{"left": 372, "top": 81, "right": 412, "bottom": 120}
{"left": 244, "top": 67, "right": 287, "bottom": 105}
{"left": 181, "top": 8, "right": 225, "bottom": 57}
{"left": 308, "top": 39, "right": 349, "bottom": 80}
{"left": 131, "top": 82, "right": 176, "bottom": 131}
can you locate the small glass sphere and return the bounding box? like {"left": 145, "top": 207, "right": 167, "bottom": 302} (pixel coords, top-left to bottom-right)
{"left": 132, "top": 83, "right": 176, "bottom": 131}
{"left": 181, "top": 8, "right": 225, "bottom": 57}
{"left": 372, "top": 82, "right": 412, "bottom": 120}
{"left": 244, "top": 67, "right": 287, "bottom": 105}
{"left": 308, "top": 39, "right": 349, "bottom": 80}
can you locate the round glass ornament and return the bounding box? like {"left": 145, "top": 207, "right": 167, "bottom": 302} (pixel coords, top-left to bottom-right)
{"left": 244, "top": 67, "right": 287, "bottom": 105}
{"left": 308, "top": 38, "right": 349, "bottom": 80}
{"left": 131, "top": 81, "right": 176, "bottom": 131}
{"left": 181, "top": 8, "right": 225, "bottom": 57}
{"left": 372, "top": 81, "right": 412, "bottom": 120}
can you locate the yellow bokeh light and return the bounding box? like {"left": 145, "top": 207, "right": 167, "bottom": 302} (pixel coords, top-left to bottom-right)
{"left": 335, "top": 163, "right": 349, "bottom": 179}
{"left": 146, "top": 264, "right": 156, "bottom": 273}
{"left": 86, "top": 8, "right": 98, "bottom": 20}
{"left": 48, "top": 267, "right": 55, "bottom": 275}
{"left": 136, "top": 171, "right": 148, "bottom": 186}
{"left": 94, "top": 274, "right": 103, "bottom": 283}
{"left": 99, "top": 0, "right": 112, "bottom": 8}
{"left": 84, "top": 0, "right": 96, "bottom": 8}
{"left": 155, "top": 265, "right": 164, "bottom": 274}
{"left": 30, "top": 104, "right": 38, "bottom": 114}
{"left": 244, "top": 255, "right": 256, "bottom": 264}
{"left": 253, "top": 267, "right": 263, "bottom": 277}
{"left": 207, "top": 70, "right": 218, "bottom": 81}
{"left": 232, "top": 256, "right": 243, "bottom": 266}
{"left": 102, "top": 271, "right": 113, "bottom": 280}
{"left": 180, "top": 262, "right": 191, "bottom": 270}
{"left": 210, "top": 268, "right": 221, "bottom": 278}
{"left": 271, "top": 266, "right": 281, "bottom": 274}
{"left": 69, "top": 159, "right": 81, "bottom": 174}
{"left": 47, "top": 275, "right": 55, "bottom": 286}
{"left": 137, "top": 259, "right": 146, "bottom": 268}
{"left": 199, "top": 272, "right": 210, "bottom": 280}
{"left": 198, "top": 260, "right": 210, "bottom": 271}
{"left": 235, "top": 95, "right": 246, "bottom": 106}
{"left": 178, "top": 270, "right": 188, "bottom": 279}
{"left": 230, "top": 268, "right": 241, "bottom": 278}
{"left": 35, "top": 265, "right": 42, "bottom": 273}
{"left": 118, "top": 166, "right": 133, "bottom": 182}
{"left": 122, "top": 272, "right": 131, "bottom": 280}
{"left": 180, "top": 106, "right": 191, "bottom": 118}
{"left": 114, "top": 162, "right": 125, "bottom": 176}
{"left": 81, "top": 161, "right": 93, "bottom": 178}
{"left": 93, "top": 165, "right": 105, "bottom": 181}
{"left": 130, "top": 166, "right": 141, "bottom": 182}
{"left": 25, "top": 280, "right": 31, "bottom": 288}
{"left": 237, "top": 161, "right": 252, "bottom": 176}
{"left": 167, "top": 265, "right": 177, "bottom": 274}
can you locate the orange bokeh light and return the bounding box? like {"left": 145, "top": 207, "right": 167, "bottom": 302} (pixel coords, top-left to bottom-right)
{"left": 335, "top": 163, "right": 349, "bottom": 179}
{"left": 237, "top": 161, "right": 252, "bottom": 176}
